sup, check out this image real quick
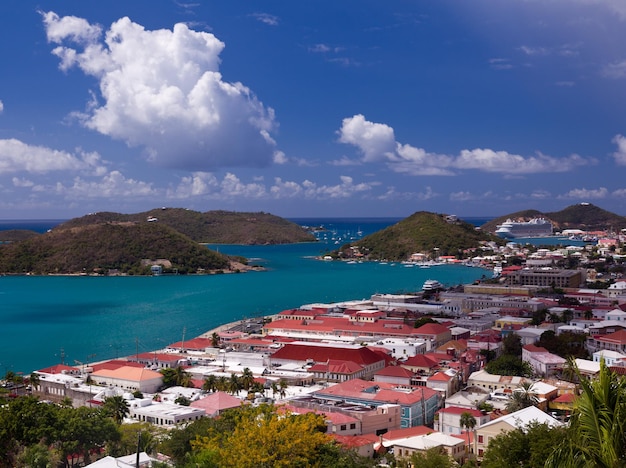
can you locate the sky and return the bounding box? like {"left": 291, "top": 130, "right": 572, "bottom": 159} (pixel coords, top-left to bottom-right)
{"left": 1, "top": 1, "right": 626, "bottom": 219}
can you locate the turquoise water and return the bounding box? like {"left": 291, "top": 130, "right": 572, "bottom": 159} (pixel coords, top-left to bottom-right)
{"left": 0, "top": 218, "right": 493, "bottom": 374}
{"left": 0, "top": 243, "right": 488, "bottom": 375}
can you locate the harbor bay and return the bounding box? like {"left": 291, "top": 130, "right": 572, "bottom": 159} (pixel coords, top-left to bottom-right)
{"left": 0, "top": 218, "right": 490, "bottom": 374}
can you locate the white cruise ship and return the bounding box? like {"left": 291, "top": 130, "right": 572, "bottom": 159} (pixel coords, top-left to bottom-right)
{"left": 495, "top": 218, "right": 553, "bottom": 239}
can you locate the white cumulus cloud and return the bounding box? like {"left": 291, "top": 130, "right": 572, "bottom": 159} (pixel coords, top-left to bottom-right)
{"left": 338, "top": 115, "right": 594, "bottom": 176}
{"left": 612, "top": 134, "right": 626, "bottom": 165}
{"left": 560, "top": 187, "right": 609, "bottom": 199}
{"left": 338, "top": 114, "right": 396, "bottom": 162}
{"left": 0, "top": 138, "right": 106, "bottom": 175}
{"left": 43, "top": 12, "right": 278, "bottom": 171}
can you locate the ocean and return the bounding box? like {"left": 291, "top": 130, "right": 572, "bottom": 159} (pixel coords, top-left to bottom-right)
{"left": 0, "top": 217, "right": 497, "bottom": 374}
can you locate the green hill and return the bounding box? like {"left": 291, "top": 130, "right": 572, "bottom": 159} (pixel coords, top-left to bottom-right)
{"left": 58, "top": 208, "right": 315, "bottom": 244}
{"left": 0, "top": 229, "right": 41, "bottom": 242}
{"left": 0, "top": 222, "right": 232, "bottom": 275}
{"left": 338, "top": 211, "right": 501, "bottom": 261}
{"left": 481, "top": 203, "right": 626, "bottom": 233}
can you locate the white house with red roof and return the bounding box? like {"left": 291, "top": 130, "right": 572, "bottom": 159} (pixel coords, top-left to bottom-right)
{"left": 587, "top": 329, "right": 626, "bottom": 354}
{"left": 313, "top": 379, "right": 440, "bottom": 428}
{"left": 374, "top": 366, "right": 414, "bottom": 386}
{"left": 269, "top": 342, "right": 388, "bottom": 379}
{"left": 412, "top": 323, "right": 452, "bottom": 349}
{"left": 434, "top": 406, "right": 489, "bottom": 435}
{"left": 427, "top": 370, "right": 460, "bottom": 397}
{"left": 522, "top": 344, "right": 566, "bottom": 376}
{"left": 309, "top": 359, "right": 369, "bottom": 382}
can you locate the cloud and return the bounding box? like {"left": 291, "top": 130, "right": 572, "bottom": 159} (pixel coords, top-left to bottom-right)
{"left": 309, "top": 44, "right": 331, "bottom": 53}
{"left": 250, "top": 13, "right": 279, "bottom": 26}
{"left": 518, "top": 45, "right": 549, "bottom": 56}
{"left": 612, "top": 134, "right": 626, "bottom": 165}
{"left": 329, "top": 156, "right": 362, "bottom": 166}
{"left": 488, "top": 58, "right": 513, "bottom": 70}
{"left": 559, "top": 187, "right": 609, "bottom": 199}
{"left": 12, "top": 177, "right": 34, "bottom": 187}
{"left": 338, "top": 115, "right": 593, "bottom": 176}
{"left": 0, "top": 100, "right": 3, "bottom": 113}
{"left": 273, "top": 151, "right": 288, "bottom": 165}
{"left": 338, "top": 114, "right": 396, "bottom": 162}
{"left": 0, "top": 138, "right": 107, "bottom": 175}
{"left": 377, "top": 186, "right": 437, "bottom": 201}
{"left": 43, "top": 12, "right": 278, "bottom": 171}
{"left": 55, "top": 170, "right": 157, "bottom": 199}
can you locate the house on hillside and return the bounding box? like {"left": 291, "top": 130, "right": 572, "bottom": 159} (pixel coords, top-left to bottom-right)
{"left": 474, "top": 406, "right": 561, "bottom": 458}
{"left": 314, "top": 379, "right": 440, "bottom": 428}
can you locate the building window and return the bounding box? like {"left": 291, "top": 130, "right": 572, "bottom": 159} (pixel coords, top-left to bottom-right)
{"left": 478, "top": 435, "right": 484, "bottom": 444}
{"left": 350, "top": 423, "right": 356, "bottom": 430}
{"left": 340, "top": 425, "right": 347, "bottom": 431}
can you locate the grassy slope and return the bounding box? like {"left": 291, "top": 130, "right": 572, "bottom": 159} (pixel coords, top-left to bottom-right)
{"left": 0, "top": 222, "right": 230, "bottom": 275}
{"left": 58, "top": 208, "right": 315, "bottom": 244}
{"left": 346, "top": 211, "right": 500, "bottom": 261}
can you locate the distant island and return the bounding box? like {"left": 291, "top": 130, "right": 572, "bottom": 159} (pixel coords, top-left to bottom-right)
{"left": 332, "top": 211, "right": 502, "bottom": 261}
{"left": 0, "top": 208, "right": 315, "bottom": 276}
{"left": 481, "top": 203, "right": 626, "bottom": 234}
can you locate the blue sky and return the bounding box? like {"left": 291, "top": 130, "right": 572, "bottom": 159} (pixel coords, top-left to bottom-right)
{"left": 1, "top": 0, "right": 626, "bottom": 219}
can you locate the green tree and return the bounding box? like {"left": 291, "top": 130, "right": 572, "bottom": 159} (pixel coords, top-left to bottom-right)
{"left": 203, "top": 374, "right": 217, "bottom": 393}
{"left": 190, "top": 404, "right": 331, "bottom": 468}
{"left": 482, "top": 422, "right": 566, "bottom": 468}
{"left": 485, "top": 355, "right": 533, "bottom": 377}
{"left": 55, "top": 405, "right": 120, "bottom": 467}
{"left": 211, "top": 332, "right": 220, "bottom": 347}
{"left": 102, "top": 395, "right": 130, "bottom": 424}
{"left": 161, "top": 366, "right": 192, "bottom": 388}
{"left": 546, "top": 359, "right": 626, "bottom": 467}
{"left": 406, "top": 446, "right": 455, "bottom": 468}
{"left": 506, "top": 382, "right": 539, "bottom": 413}
{"left": 460, "top": 411, "right": 477, "bottom": 455}
{"left": 501, "top": 333, "right": 522, "bottom": 357}
{"left": 240, "top": 367, "right": 255, "bottom": 391}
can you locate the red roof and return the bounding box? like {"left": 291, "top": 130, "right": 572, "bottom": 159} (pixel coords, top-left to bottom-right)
{"left": 597, "top": 330, "right": 626, "bottom": 345}
{"left": 414, "top": 323, "right": 450, "bottom": 335}
{"left": 523, "top": 344, "right": 549, "bottom": 353}
{"left": 37, "top": 364, "right": 79, "bottom": 374}
{"left": 168, "top": 337, "right": 213, "bottom": 350}
{"left": 333, "top": 433, "right": 379, "bottom": 448}
{"left": 309, "top": 360, "right": 364, "bottom": 374}
{"left": 271, "top": 343, "right": 385, "bottom": 366}
{"left": 316, "top": 378, "right": 438, "bottom": 405}
{"left": 436, "top": 406, "right": 483, "bottom": 417}
{"left": 553, "top": 393, "right": 577, "bottom": 403}
{"left": 428, "top": 371, "right": 452, "bottom": 382}
{"left": 91, "top": 360, "right": 144, "bottom": 372}
{"left": 375, "top": 366, "right": 414, "bottom": 378}
{"left": 401, "top": 354, "right": 439, "bottom": 369}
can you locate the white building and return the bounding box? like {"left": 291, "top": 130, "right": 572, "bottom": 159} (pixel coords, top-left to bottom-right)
{"left": 129, "top": 401, "right": 205, "bottom": 427}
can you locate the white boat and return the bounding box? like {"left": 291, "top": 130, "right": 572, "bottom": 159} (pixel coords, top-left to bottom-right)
{"left": 422, "top": 279, "right": 443, "bottom": 291}
{"left": 495, "top": 218, "right": 552, "bottom": 238}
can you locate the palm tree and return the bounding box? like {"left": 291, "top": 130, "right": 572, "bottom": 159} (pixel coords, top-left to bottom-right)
{"left": 203, "top": 374, "right": 217, "bottom": 393}
{"left": 460, "top": 411, "right": 477, "bottom": 455}
{"left": 173, "top": 366, "right": 192, "bottom": 388}
{"left": 102, "top": 395, "right": 130, "bottom": 424}
{"left": 546, "top": 358, "right": 626, "bottom": 467}
{"left": 28, "top": 372, "right": 40, "bottom": 395}
{"left": 278, "top": 379, "right": 288, "bottom": 399}
{"left": 240, "top": 367, "right": 255, "bottom": 391}
{"left": 506, "top": 381, "right": 538, "bottom": 413}
{"left": 228, "top": 373, "right": 241, "bottom": 395}
{"left": 211, "top": 332, "right": 220, "bottom": 348}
